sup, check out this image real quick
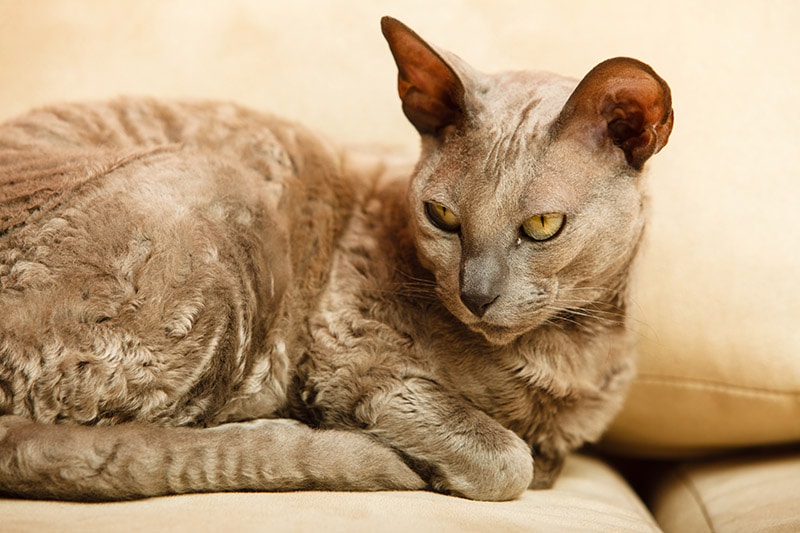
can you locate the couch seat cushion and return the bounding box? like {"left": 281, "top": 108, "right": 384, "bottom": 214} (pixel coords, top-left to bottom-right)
{"left": 649, "top": 449, "right": 800, "bottom": 533}
{"left": 0, "top": 454, "right": 658, "bottom": 532}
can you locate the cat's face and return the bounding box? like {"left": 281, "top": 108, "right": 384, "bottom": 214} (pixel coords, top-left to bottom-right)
{"left": 408, "top": 74, "right": 646, "bottom": 344}
{"left": 382, "top": 18, "right": 672, "bottom": 345}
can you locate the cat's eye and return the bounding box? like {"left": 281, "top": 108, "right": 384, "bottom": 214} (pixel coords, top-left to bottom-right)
{"left": 425, "top": 201, "right": 461, "bottom": 232}
{"left": 521, "top": 213, "right": 565, "bottom": 241}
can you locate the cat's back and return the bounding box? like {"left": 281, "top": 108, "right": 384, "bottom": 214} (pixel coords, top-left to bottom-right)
{"left": 0, "top": 98, "right": 359, "bottom": 426}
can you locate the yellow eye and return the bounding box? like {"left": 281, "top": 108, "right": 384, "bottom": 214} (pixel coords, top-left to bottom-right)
{"left": 521, "top": 213, "right": 565, "bottom": 241}
{"left": 425, "top": 201, "right": 461, "bottom": 232}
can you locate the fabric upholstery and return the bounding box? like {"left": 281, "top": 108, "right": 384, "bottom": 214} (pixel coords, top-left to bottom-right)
{"left": 649, "top": 450, "right": 800, "bottom": 532}
{"left": 0, "top": 455, "right": 659, "bottom": 533}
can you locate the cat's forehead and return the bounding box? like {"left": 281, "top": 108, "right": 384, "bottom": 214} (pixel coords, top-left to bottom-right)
{"left": 416, "top": 70, "right": 601, "bottom": 214}
{"left": 476, "top": 70, "right": 577, "bottom": 135}
{"left": 450, "top": 71, "right": 585, "bottom": 206}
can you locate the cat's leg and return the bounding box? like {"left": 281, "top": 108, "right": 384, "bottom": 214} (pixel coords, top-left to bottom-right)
{"left": 302, "top": 374, "right": 534, "bottom": 501}
{"left": 528, "top": 442, "right": 566, "bottom": 489}
{"left": 0, "top": 415, "right": 424, "bottom": 501}
{"left": 367, "top": 379, "right": 534, "bottom": 501}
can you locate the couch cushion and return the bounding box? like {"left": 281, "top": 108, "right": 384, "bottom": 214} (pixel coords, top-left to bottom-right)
{"left": 0, "top": 454, "right": 659, "bottom": 533}
{"left": 649, "top": 449, "right": 800, "bottom": 533}
{"left": 577, "top": 2, "right": 800, "bottom": 458}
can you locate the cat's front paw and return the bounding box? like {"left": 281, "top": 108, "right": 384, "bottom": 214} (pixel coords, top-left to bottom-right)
{"left": 431, "top": 427, "right": 533, "bottom": 501}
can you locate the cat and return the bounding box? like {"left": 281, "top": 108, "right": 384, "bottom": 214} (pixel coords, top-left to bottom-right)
{"left": 0, "top": 17, "right": 672, "bottom": 502}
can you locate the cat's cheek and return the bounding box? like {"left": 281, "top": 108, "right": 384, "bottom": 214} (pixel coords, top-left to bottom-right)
{"left": 414, "top": 235, "right": 464, "bottom": 303}
{"left": 410, "top": 222, "right": 446, "bottom": 270}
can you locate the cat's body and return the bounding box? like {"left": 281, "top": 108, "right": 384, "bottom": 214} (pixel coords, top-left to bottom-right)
{"left": 0, "top": 18, "right": 672, "bottom": 501}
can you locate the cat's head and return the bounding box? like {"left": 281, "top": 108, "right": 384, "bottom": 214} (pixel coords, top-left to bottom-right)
{"left": 381, "top": 17, "right": 673, "bottom": 345}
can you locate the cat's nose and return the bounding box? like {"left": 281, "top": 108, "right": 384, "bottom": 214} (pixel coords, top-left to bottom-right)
{"left": 459, "top": 252, "right": 506, "bottom": 318}
{"left": 460, "top": 290, "right": 499, "bottom": 318}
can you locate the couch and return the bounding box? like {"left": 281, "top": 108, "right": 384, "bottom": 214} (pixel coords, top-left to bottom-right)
{"left": 1, "top": 1, "right": 798, "bottom": 531}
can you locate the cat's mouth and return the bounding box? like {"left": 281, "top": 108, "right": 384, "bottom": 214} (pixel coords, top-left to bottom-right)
{"left": 446, "top": 289, "right": 557, "bottom": 345}
{"left": 432, "top": 289, "right": 552, "bottom": 346}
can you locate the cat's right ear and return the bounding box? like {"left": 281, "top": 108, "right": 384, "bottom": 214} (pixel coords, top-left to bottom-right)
{"left": 381, "top": 17, "right": 465, "bottom": 135}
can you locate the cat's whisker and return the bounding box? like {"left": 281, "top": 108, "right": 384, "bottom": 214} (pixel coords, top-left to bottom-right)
{"left": 542, "top": 312, "right": 597, "bottom": 333}
{"left": 544, "top": 301, "right": 653, "bottom": 332}
{"left": 552, "top": 302, "right": 627, "bottom": 319}
{"left": 556, "top": 298, "right": 619, "bottom": 308}
{"left": 554, "top": 296, "right": 650, "bottom": 324}
{"left": 542, "top": 304, "right": 626, "bottom": 329}
{"left": 557, "top": 286, "right": 626, "bottom": 299}
{"left": 559, "top": 286, "right": 623, "bottom": 293}
{"left": 390, "top": 267, "right": 437, "bottom": 286}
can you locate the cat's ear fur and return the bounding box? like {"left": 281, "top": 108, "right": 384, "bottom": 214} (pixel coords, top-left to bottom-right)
{"left": 553, "top": 57, "right": 674, "bottom": 170}
{"left": 381, "top": 17, "right": 465, "bottom": 135}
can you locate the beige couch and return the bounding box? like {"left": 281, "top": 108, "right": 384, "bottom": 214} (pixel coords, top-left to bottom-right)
{"left": 1, "top": 1, "right": 798, "bottom": 531}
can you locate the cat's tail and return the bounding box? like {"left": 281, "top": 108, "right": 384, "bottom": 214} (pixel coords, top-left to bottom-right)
{"left": 0, "top": 415, "right": 426, "bottom": 501}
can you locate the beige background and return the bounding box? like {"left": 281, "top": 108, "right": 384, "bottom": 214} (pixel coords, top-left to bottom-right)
{"left": 1, "top": 0, "right": 798, "bottom": 454}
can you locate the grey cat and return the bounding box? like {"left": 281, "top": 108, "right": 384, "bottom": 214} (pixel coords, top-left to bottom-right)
{"left": 0, "top": 17, "right": 672, "bottom": 501}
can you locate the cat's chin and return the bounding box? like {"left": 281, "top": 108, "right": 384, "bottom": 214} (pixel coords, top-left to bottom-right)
{"left": 467, "top": 322, "right": 531, "bottom": 347}
{"left": 449, "top": 305, "right": 547, "bottom": 346}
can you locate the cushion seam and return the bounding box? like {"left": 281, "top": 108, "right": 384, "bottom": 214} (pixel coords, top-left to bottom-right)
{"left": 634, "top": 374, "right": 800, "bottom": 399}
{"left": 675, "top": 466, "right": 716, "bottom": 533}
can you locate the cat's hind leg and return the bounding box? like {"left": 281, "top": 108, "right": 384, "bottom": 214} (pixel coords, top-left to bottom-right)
{"left": 0, "top": 416, "right": 425, "bottom": 501}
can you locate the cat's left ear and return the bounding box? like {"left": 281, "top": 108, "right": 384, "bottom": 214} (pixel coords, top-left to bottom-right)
{"left": 553, "top": 57, "right": 673, "bottom": 170}
{"left": 381, "top": 17, "right": 466, "bottom": 135}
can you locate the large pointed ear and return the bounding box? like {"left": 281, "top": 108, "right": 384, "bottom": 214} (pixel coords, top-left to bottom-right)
{"left": 553, "top": 57, "right": 673, "bottom": 170}
{"left": 381, "top": 17, "right": 465, "bottom": 135}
